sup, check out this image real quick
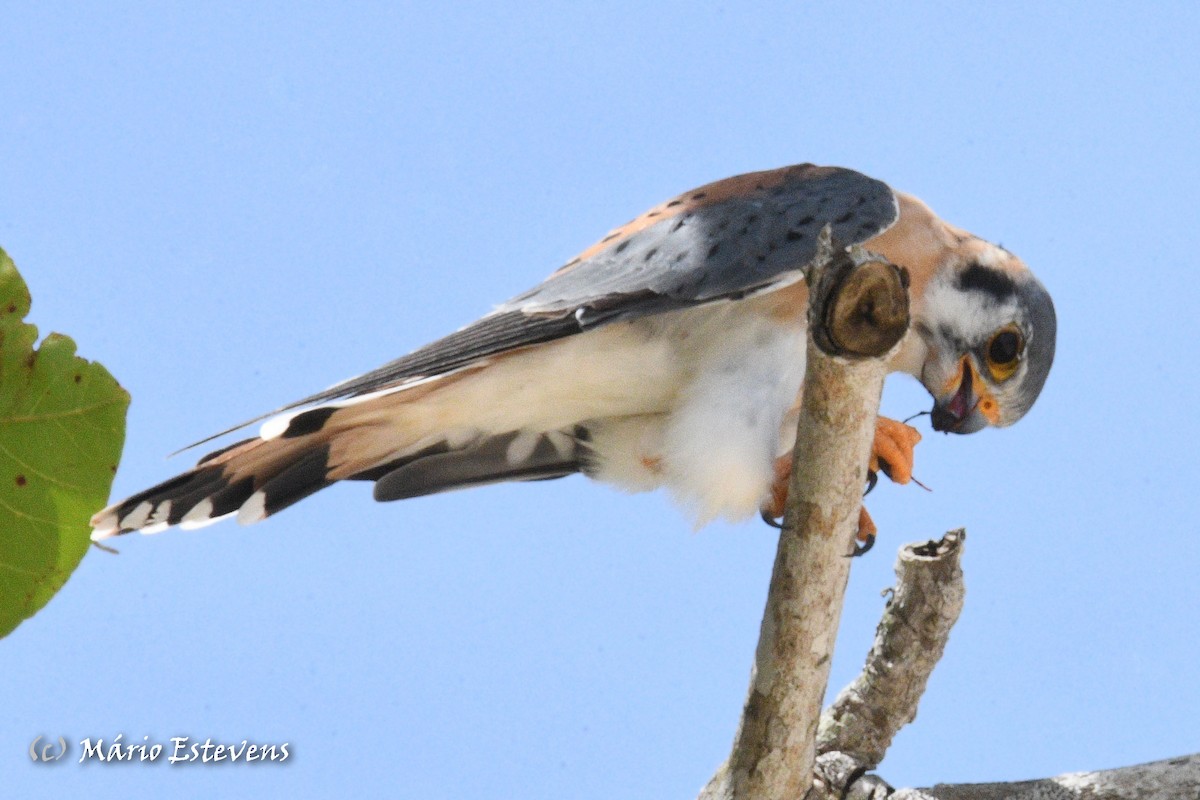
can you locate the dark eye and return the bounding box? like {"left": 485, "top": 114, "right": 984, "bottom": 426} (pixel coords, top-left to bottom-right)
{"left": 985, "top": 327, "right": 1023, "bottom": 381}
{"left": 989, "top": 331, "right": 1019, "bottom": 364}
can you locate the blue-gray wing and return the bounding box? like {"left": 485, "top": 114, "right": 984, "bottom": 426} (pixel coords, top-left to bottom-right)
{"left": 188, "top": 165, "right": 898, "bottom": 447}
{"left": 500, "top": 163, "right": 898, "bottom": 319}
{"left": 319, "top": 164, "right": 896, "bottom": 399}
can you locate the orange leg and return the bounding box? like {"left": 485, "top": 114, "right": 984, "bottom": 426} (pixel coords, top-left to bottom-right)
{"left": 761, "top": 417, "right": 920, "bottom": 552}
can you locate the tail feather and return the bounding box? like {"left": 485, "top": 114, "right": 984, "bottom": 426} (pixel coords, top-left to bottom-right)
{"left": 90, "top": 428, "right": 334, "bottom": 538}
{"left": 239, "top": 445, "right": 333, "bottom": 524}
{"left": 91, "top": 402, "right": 590, "bottom": 539}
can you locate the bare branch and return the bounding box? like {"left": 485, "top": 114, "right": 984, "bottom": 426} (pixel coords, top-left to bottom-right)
{"left": 893, "top": 752, "right": 1200, "bottom": 800}
{"left": 803, "top": 537, "right": 1199, "bottom": 800}
{"left": 818, "top": 530, "right": 967, "bottom": 768}
{"left": 701, "top": 237, "right": 910, "bottom": 800}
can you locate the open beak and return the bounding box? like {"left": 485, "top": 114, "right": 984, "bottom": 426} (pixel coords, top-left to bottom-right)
{"left": 931, "top": 358, "right": 989, "bottom": 434}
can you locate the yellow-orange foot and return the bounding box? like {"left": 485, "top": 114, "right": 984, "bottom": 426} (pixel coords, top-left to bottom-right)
{"left": 761, "top": 417, "right": 918, "bottom": 554}
{"left": 871, "top": 417, "right": 922, "bottom": 485}
{"left": 760, "top": 455, "right": 877, "bottom": 556}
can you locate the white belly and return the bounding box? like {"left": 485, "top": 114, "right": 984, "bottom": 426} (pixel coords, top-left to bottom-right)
{"left": 384, "top": 300, "right": 808, "bottom": 524}
{"left": 583, "top": 304, "right": 807, "bottom": 524}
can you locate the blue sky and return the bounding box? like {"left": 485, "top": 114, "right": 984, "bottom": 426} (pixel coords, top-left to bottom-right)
{"left": 3, "top": 2, "right": 1198, "bottom": 797}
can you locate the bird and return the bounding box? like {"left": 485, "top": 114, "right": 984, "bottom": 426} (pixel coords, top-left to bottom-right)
{"left": 90, "top": 164, "right": 1056, "bottom": 541}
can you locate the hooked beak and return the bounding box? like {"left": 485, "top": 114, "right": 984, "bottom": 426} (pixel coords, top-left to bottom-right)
{"left": 931, "top": 358, "right": 989, "bottom": 434}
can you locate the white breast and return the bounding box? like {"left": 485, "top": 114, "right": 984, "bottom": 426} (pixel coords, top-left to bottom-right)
{"left": 585, "top": 303, "right": 807, "bottom": 524}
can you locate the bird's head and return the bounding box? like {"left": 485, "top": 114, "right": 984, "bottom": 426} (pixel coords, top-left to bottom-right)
{"left": 910, "top": 249, "right": 1056, "bottom": 434}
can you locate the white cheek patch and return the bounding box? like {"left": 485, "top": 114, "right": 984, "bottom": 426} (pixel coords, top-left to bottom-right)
{"left": 919, "top": 276, "right": 1019, "bottom": 347}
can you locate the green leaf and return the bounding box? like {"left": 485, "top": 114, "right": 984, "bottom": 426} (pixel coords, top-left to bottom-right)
{"left": 0, "top": 247, "right": 129, "bottom": 638}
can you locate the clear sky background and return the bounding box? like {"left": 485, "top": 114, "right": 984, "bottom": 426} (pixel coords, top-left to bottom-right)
{"left": 3, "top": 2, "right": 1198, "bottom": 797}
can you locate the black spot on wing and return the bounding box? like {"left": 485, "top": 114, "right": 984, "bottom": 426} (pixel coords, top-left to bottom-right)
{"left": 499, "top": 165, "right": 897, "bottom": 318}
{"left": 178, "top": 165, "right": 895, "bottom": 449}
{"left": 282, "top": 406, "right": 337, "bottom": 438}
{"left": 958, "top": 263, "right": 1017, "bottom": 300}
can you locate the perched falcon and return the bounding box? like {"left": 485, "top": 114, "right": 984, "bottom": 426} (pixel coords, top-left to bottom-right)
{"left": 91, "top": 164, "right": 1056, "bottom": 540}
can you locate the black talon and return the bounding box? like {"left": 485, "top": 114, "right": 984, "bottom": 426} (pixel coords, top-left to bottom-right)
{"left": 852, "top": 533, "right": 876, "bottom": 557}
{"left": 760, "top": 509, "right": 783, "bottom": 529}
{"left": 877, "top": 459, "right": 895, "bottom": 482}
{"left": 864, "top": 469, "right": 879, "bottom": 496}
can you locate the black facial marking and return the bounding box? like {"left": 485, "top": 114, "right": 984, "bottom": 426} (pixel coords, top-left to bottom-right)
{"left": 958, "top": 263, "right": 1017, "bottom": 299}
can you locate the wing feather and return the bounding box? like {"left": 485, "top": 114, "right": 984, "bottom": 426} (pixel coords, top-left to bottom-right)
{"left": 503, "top": 164, "right": 898, "bottom": 316}
{"left": 184, "top": 164, "right": 897, "bottom": 448}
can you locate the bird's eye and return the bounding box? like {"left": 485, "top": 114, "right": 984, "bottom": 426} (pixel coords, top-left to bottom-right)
{"left": 985, "top": 327, "right": 1023, "bottom": 381}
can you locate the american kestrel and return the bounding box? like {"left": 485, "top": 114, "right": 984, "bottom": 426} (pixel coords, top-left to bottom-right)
{"left": 91, "top": 164, "right": 1056, "bottom": 540}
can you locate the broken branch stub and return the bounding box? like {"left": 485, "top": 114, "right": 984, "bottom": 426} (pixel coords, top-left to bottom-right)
{"left": 806, "top": 238, "right": 910, "bottom": 359}
{"left": 818, "top": 530, "right": 968, "bottom": 771}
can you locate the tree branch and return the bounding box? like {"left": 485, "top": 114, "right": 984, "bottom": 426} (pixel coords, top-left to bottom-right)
{"left": 818, "top": 530, "right": 967, "bottom": 769}
{"left": 702, "top": 525, "right": 1200, "bottom": 799}
{"left": 893, "top": 752, "right": 1200, "bottom": 800}
{"left": 700, "top": 235, "right": 910, "bottom": 800}
{"left": 689, "top": 243, "right": 1195, "bottom": 800}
